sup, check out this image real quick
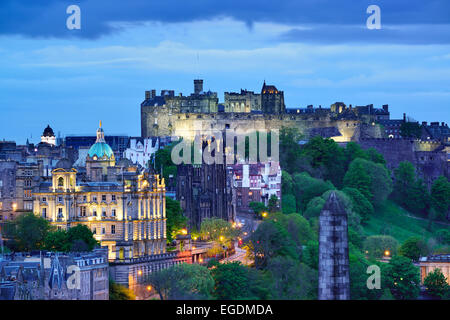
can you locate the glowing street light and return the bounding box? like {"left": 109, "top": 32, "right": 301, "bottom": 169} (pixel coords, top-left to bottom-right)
{"left": 384, "top": 250, "right": 390, "bottom": 257}
{"left": 261, "top": 212, "right": 268, "bottom": 218}
{"left": 146, "top": 285, "right": 152, "bottom": 292}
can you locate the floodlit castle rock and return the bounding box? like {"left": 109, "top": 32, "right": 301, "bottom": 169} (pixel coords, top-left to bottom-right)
{"left": 141, "top": 80, "right": 389, "bottom": 142}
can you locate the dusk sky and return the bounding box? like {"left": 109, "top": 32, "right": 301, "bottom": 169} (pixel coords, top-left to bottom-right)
{"left": 1, "top": 0, "right": 450, "bottom": 144}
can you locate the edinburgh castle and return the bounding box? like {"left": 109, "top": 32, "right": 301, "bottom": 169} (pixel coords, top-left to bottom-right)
{"left": 141, "top": 79, "right": 450, "bottom": 186}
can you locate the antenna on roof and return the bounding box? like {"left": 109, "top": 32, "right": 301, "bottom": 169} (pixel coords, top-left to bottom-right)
{"left": 196, "top": 52, "right": 200, "bottom": 79}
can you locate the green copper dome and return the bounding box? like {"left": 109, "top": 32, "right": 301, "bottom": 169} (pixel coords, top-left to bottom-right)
{"left": 88, "top": 142, "right": 114, "bottom": 159}
{"left": 87, "top": 121, "right": 114, "bottom": 160}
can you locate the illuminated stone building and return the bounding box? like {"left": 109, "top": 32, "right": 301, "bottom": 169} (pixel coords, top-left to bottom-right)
{"left": 261, "top": 81, "right": 285, "bottom": 114}
{"left": 32, "top": 123, "right": 167, "bottom": 261}
{"left": 141, "top": 79, "right": 388, "bottom": 142}
{"left": 224, "top": 89, "right": 261, "bottom": 113}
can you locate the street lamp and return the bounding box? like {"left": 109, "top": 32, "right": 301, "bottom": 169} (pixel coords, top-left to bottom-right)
{"left": 384, "top": 250, "right": 390, "bottom": 257}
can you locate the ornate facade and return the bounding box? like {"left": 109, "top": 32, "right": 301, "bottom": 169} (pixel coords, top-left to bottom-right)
{"left": 33, "top": 123, "right": 167, "bottom": 261}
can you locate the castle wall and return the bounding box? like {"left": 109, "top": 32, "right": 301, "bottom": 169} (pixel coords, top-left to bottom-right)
{"left": 359, "top": 138, "right": 447, "bottom": 187}
{"left": 141, "top": 106, "right": 366, "bottom": 143}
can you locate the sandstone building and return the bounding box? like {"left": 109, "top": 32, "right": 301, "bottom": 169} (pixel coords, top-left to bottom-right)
{"left": 33, "top": 122, "right": 167, "bottom": 261}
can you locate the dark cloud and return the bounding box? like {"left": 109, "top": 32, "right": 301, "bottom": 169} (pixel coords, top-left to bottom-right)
{"left": 280, "top": 24, "right": 450, "bottom": 45}
{"left": 1, "top": 0, "right": 450, "bottom": 43}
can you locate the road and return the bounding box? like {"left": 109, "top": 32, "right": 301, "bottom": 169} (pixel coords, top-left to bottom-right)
{"left": 221, "top": 241, "right": 252, "bottom": 265}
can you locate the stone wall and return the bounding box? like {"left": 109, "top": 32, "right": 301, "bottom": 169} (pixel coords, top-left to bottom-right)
{"left": 141, "top": 106, "right": 372, "bottom": 143}
{"left": 359, "top": 138, "right": 447, "bottom": 187}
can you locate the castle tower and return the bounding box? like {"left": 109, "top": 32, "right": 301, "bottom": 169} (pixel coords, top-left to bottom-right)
{"left": 261, "top": 81, "right": 285, "bottom": 114}
{"left": 194, "top": 79, "right": 203, "bottom": 94}
{"left": 318, "top": 192, "right": 350, "bottom": 300}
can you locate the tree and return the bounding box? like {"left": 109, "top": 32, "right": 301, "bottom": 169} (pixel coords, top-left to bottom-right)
{"left": 300, "top": 136, "right": 346, "bottom": 187}
{"left": 67, "top": 224, "right": 98, "bottom": 251}
{"left": 279, "top": 127, "right": 304, "bottom": 174}
{"left": 7, "top": 212, "right": 51, "bottom": 251}
{"left": 344, "top": 158, "right": 392, "bottom": 206}
{"left": 109, "top": 280, "right": 136, "bottom": 300}
{"left": 146, "top": 267, "right": 173, "bottom": 300}
{"left": 423, "top": 269, "right": 450, "bottom": 299}
{"left": 435, "top": 229, "right": 450, "bottom": 245}
{"left": 292, "top": 172, "right": 334, "bottom": 212}
{"left": 343, "top": 160, "right": 372, "bottom": 201}
{"left": 153, "top": 143, "right": 178, "bottom": 181}
{"left": 431, "top": 176, "right": 450, "bottom": 219}
{"left": 363, "top": 235, "right": 399, "bottom": 260}
{"left": 342, "top": 187, "right": 374, "bottom": 224}
{"left": 199, "top": 218, "right": 238, "bottom": 245}
{"left": 349, "top": 247, "right": 384, "bottom": 300}
{"left": 44, "top": 230, "right": 70, "bottom": 252}
{"left": 166, "top": 198, "right": 187, "bottom": 242}
{"left": 281, "top": 194, "right": 296, "bottom": 214}
{"left": 303, "top": 196, "right": 325, "bottom": 220}
{"left": 281, "top": 170, "right": 294, "bottom": 195}
{"left": 268, "top": 212, "right": 314, "bottom": 257}
{"left": 211, "top": 262, "right": 253, "bottom": 300}
{"left": 365, "top": 148, "right": 386, "bottom": 166}
{"left": 250, "top": 220, "right": 298, "bottom": 269}
{"left": 385, "top": 256, "right": 420, "bottom": 300}
{"left": 249, "top": 202, "right": 268, "bottom": 216}
{"left": 268, "top": 195, "right": 279, "bottom": 213}
{"left": 393, "top": 161, "right": 431, "bottom": 215}
{"left": 398, "top": 237, "right": 428, "bottom": 261}
{"left": 267, "top": 256, "right": 317, "bottom": 300}
{"left": 147, "top": 263, "right": 214, "bottom": 300}
{"left": 302, "top": 240, "right": 319, "bottom": 270}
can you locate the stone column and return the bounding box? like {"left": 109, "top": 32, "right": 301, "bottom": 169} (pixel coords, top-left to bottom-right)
{"left": 318, "top": 192, "right": 350, "bottom": 300}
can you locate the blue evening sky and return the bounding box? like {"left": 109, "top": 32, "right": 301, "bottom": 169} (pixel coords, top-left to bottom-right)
{"left": 0, "top": 0, "right": 449, "bottom": 144}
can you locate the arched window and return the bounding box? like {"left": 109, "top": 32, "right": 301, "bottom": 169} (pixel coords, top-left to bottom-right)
{"left": 58, "top": 177, "right": 64, "bottom": 187}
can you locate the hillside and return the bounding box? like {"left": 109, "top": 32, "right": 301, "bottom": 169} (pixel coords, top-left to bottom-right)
{"left": 363, "top": 200, "right": 448, "bottom": 244}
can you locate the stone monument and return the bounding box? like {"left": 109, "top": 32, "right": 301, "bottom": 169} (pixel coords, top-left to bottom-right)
{"left": 318, "top": 192, "right": 350, "bottom": 300}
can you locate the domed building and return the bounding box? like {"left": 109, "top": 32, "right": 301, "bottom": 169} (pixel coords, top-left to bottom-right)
{"left": 86, "top": 121, "right": 116, "bottom": 181}
{"left": 41, "top": 125, "right": 56, "bottom": 146}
